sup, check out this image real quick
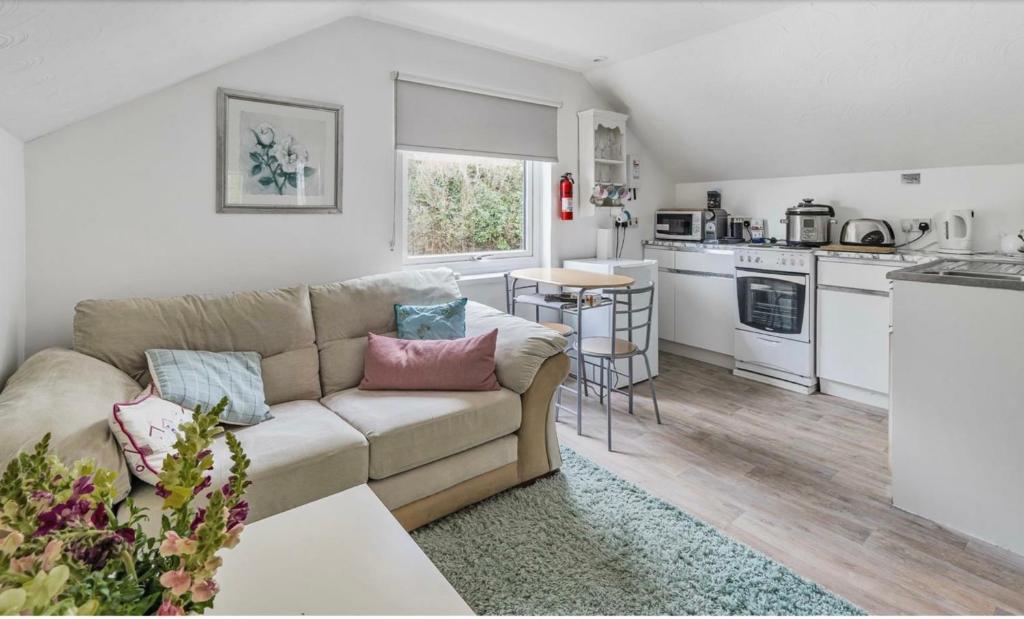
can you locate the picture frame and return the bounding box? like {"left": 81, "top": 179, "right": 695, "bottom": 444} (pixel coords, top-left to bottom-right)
{"left": 216, "top": 88, "right": 342, "bottom": 214}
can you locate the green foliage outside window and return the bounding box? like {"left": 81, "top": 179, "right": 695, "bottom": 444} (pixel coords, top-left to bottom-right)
{"left": 406, "top": 154, "right": 525, "bottom": 257}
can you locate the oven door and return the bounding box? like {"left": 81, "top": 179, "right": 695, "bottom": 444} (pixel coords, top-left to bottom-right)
{"left": 655, "top": 212, "right": 701, "bottom": 241}
{"left": 735, "top": 269, "right": 810, "bottom": 342}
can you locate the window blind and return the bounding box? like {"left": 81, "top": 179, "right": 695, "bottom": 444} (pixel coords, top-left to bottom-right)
{"left": 394, "top": 73, "right": 559, "bottom": 162}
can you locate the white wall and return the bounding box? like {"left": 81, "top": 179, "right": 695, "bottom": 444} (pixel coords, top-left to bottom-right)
{"left": 676, "top": 163, "right": 1024, "bottom": 251}
{"left": 0, "top": 126, "right": 25, "bottom": 384}
{"left": 25, "top": 17, "right": 672, "bottom": 353}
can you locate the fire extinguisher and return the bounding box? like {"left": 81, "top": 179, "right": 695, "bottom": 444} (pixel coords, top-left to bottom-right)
{"left": 559, "top": 173, "right": 575, "bottom": 221}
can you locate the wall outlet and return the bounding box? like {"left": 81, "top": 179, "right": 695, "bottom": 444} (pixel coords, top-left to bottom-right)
{"left": 900, "top": 219, "right": 914, "bottom": 233}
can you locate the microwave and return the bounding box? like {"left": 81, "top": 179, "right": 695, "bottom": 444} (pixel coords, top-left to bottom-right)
{"left": 655, "top": 209, "right": 707, "bottom": 241}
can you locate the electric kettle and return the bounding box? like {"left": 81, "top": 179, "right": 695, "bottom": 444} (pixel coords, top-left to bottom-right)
{"left": 935, "top": 209, "right": 975, "bottom": 254}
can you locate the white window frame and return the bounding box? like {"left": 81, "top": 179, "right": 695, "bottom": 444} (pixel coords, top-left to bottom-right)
{"left": 396, "top": 150, "right": 544, "bottom": 275}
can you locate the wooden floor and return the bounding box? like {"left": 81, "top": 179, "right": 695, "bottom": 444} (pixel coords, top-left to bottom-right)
{"left": 556, "top": 351, "right": 1024, "bottom": 615}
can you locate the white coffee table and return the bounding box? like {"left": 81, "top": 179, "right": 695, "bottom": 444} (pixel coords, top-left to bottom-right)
{"left": 210, "top": 484, "right": 474, "bottom": 615}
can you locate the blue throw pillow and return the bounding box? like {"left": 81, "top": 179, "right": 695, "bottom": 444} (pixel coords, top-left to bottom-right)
{"left": 145, "top": 349, "right": 270, "bottom": 426}
{"left": 395, "top": 297, "right": 468, "bottom": 340}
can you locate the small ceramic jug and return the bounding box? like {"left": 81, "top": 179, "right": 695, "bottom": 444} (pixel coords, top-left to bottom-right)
{"left": 1000, "top": 232, "right": 1023, "bottom": 254}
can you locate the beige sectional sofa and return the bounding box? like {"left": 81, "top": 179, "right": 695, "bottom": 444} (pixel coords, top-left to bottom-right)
{"left": 0, "top": 268, "right": 569, "bottom": 531}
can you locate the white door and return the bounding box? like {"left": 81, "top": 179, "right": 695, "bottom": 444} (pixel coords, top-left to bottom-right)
{"left": 675, "top": 273, "right": 735, "bottom": 355}
{"left": 817, "top": 288, "right": 890, "bottom": 394}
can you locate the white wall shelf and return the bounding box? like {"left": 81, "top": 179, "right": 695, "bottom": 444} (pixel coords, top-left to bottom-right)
{"left": 578, "top": 109, "right": 628, "bottom": 216}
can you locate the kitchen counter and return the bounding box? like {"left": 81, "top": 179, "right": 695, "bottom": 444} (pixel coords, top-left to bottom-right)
{"left": 887, "top": 257, "right": 1024, "bottom": 291}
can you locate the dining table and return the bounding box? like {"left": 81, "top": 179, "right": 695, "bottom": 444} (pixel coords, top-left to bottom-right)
{"left": 505, "top": 267, "right": 635, "bottom": 435}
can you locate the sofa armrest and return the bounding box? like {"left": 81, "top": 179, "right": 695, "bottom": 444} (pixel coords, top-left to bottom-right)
{"left": 516, "top": 352, "right": 569, "bottom": 481}
{"left": 0, "top": 349, "right": 142, "bottom": 501}
{"left": 465, "top": 301, "right": 568, "bottom": 394}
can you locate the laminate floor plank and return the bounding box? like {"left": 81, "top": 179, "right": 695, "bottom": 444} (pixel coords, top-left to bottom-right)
{"left": 556, "top": 351, "right": 1024, "bottom": 615}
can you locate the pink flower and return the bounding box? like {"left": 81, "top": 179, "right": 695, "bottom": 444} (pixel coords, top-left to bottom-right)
{"left": 40, "top": 539, "right": 62, "bottom": 571}
{"left": 159, "top": 568, "right": 191, "bottom": 596}
{"left": 222, "top": 523, "right": 244, "bottom": 549}
{"left": 157, "top": 599, "right": 185, "bottom": 616}
{"left": 159, "top": 531, "right": 197, "bottom": 557}
{"left": 190, "top": 579, "right": 219, "bottom": 603}
{"left": 9, "top": 554, "right": 35, "bottom": 574}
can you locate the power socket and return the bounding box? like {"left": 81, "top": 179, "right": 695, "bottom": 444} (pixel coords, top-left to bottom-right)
{"left": 900, "top": 219, "right": 914, "bottom": 233}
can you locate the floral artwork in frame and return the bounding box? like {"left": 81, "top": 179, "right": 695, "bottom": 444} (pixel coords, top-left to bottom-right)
{"left": 217, "top": 88, "right": 342, "bottom": 213}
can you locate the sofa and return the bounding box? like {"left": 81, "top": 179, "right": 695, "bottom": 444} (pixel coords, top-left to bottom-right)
{"left": 0, "top": 268, "right": 569, "bottom": 531}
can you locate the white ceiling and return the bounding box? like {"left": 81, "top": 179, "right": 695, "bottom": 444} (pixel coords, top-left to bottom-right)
{"left": 586, "top": 1, "right": 1024, "bottom": 181}
{"left": 359, "top": 1, "right": 787, "bottom": 71}
{"left": 0, "top": 0, "right": 362, "bottom": 140}
{"left": 0, "top": 0, "right": 784, "bottom": 141}
{"left": 4, "top": 1, "right": 1024, "bottom": 183}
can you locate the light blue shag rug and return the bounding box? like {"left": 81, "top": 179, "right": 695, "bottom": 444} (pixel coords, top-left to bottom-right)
{"left": 412, "top": 448, "right": 864, "bottom": 616}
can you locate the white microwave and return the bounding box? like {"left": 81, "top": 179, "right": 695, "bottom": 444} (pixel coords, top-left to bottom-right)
{"left": 655, "top": 210, "right": 705, "bottom": 241}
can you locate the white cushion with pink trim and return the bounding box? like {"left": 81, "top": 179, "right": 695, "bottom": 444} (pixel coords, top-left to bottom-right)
{"left": 108, "top": 387, "right": 193, "bottom": 485}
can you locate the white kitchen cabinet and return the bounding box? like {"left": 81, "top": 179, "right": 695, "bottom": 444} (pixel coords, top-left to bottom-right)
{"left": 644, "top": 248, "right": 677, "bottom": 342}
{"left": 674, "top": 272, "right": 736, "bottom": 356}
{"left": 815, "top": 258, "right": 893, "bottom": 408}
{"left": 817, "top": 288, "right": 890, "bottom": 394}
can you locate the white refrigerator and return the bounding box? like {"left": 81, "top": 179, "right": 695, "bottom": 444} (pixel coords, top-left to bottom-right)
{"left": 562, "top": 258, "right": 659, "bottom": 386}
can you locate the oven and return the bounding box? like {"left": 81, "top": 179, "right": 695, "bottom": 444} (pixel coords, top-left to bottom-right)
{"left": 735, "top": 269, "right": 810, "bottom": 342}
{"left": 655, "top": 210, "right": 704, "bottom": 241}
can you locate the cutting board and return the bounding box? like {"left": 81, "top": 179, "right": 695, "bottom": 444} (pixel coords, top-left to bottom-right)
{"left": 820, "top": 243, "right": 897, "bottom": 254}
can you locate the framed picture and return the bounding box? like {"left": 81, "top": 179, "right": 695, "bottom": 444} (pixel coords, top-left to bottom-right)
{"left": 217, "top": 88, "right": 342, "bottom": 213}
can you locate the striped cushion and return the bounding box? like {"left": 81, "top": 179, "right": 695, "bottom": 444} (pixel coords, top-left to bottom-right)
{"left": 145, "top": 349, "right": 270, "bottom": 426}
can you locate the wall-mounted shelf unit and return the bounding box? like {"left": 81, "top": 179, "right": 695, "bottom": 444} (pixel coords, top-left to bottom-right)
{"left": 578, "top": 108, "right": 628, "bottom": 217}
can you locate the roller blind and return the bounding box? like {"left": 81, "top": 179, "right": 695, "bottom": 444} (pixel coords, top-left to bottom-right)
{"left": 394, "top": 74, "right": 559, "bottom": 162}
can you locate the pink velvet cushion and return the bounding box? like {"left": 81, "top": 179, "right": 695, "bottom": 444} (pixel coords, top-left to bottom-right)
{"left": 359, "top": 330, "right": 500, "bottom": 391}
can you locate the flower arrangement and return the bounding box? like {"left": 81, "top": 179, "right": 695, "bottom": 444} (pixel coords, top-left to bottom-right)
{"left": 248, "top": 122, "right": 315, "bottom": 195}
{"left": 0, "top": 397, "right": 250, "bottom": 615}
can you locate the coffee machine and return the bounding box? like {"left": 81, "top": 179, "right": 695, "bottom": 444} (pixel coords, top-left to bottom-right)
{"left": 703, "top": 208, "right": 729, "bottom": 242}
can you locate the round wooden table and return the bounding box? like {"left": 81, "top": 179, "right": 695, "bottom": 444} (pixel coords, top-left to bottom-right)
{"left": 505, "top": 267, "right": 635, "bottom": 437}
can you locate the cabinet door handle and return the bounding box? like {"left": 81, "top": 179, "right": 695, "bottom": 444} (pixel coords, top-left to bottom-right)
{"left": 756, "top": 336, "right": 780, "bottom": 345}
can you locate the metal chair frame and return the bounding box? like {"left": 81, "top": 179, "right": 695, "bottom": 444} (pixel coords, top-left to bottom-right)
{"left": 584, "top": 282, "right": 661, "bottom": 450}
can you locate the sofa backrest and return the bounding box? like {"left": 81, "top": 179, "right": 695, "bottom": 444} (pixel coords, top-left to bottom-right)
{"left": 73, "top": 285, "right": 321, "bottom": 404}
{"left": 310, "top": 268, "right": 461, "bottom": 395}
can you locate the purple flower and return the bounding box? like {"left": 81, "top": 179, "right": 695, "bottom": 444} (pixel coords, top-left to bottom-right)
{"left": 189, "top": 508, "right": 207, "bottom": 533}
{"left": 192, "top": 475, "right": 212, "bottom": 496}
{"left": 30, "top": 490, "right": 53, "bottom": 503}
{"left": 71, "top": 475, "right": 95, "bottom": 498}
{"left": 227, "top": 501, "right": 249, "bottom": 529}
{"left": 116, "top": 528, "right": 136, "bottom": 545}
{"left": 155, "top": 483, "right": 171, "bottom": 499}
{"left": 34, "top": 498, "right": 91, "bottom": 536}
{"left": 196, "top": 449, "right": 212, "bottom": 461}
{"left": 90, "top": 505, "right": 109, "bottom": 530}
{"left": 68, "top": 532, "right": 126, "bottom": 569}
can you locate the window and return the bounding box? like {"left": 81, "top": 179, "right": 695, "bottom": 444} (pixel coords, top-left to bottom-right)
{"left": 400, "top": 151, "right": 541, "bottom": 267}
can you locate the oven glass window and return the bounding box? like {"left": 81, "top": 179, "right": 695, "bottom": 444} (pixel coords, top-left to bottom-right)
{"left": 737, "top": 276, "right": 805, "bottom": 335}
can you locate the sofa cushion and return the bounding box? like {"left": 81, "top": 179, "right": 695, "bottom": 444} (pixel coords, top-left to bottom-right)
{"left": 321, "top": 387, "right": 521, "bottom": 480}
{"left": 73, "top": 285, "right": 320, "bottom": 404}
{"left": 465, "top": 301, "right": 568, "bottom": 394}
{"left": 359, "top": 330, "right": 500, "bottom": 392}
{"left": 310, "top": 269, "right": 462, "bottom": 394}
{"left": 125, "top": 399, "right": 369, "bottom": 530}
{"left": 0, "top": 349, "right": 141, "bottom": 501}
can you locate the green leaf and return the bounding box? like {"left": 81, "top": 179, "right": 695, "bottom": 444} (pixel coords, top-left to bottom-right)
{"left": 258, "top": 176, "right": 274, "bottom": 186}
{"left": 248, "top": 152, "right": 261, "bottom": 163}
{"left": 286, "top": 174, "right": 297, "bottom": 189}
{"left": 303, "top": 167, "right": 316, "bottom": 178}
{"left": 250, "top": 164, "right": 262, "bottom": 176}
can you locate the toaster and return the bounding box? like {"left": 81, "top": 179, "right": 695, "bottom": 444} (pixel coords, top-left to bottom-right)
{"left": 839, "top": 219, "right": 896, "bottom": 247}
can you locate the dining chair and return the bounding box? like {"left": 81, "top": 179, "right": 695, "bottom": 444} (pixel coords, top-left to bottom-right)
{"left": 578, "top": 282, "right": 661, "bottom": 450}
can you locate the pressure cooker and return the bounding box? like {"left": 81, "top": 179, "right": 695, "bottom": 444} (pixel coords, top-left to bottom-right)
{"left": 780, "top": 198, "right": 836, "bottom": 246}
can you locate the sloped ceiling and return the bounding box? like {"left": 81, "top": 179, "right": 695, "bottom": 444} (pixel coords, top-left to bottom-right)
{"left": 0, "top": 0, "right": 784, "bottom": 141}
{"left": 586, "top": 1, "right": 1024, "bottom": 182}
{"left": 0, "top": 0, "right": 361, "bottom": 140}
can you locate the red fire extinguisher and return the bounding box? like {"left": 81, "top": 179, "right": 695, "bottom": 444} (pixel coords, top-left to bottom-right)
{"left": 559, "top": 173, "right": 575, "bottom": 221}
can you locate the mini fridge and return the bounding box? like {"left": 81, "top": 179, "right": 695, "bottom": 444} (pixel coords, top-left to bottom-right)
{"left": 562, "top": 258, "right": 659, "bottom": 385}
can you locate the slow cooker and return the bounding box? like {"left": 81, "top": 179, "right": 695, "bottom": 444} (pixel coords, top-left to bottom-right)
{"left": 781, "top": 198, "right": 836, "bottom": 246}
